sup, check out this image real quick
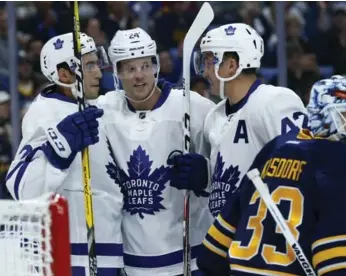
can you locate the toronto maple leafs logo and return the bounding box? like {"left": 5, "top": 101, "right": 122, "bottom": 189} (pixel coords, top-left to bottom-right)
{"left": 225, "top": 25, "right": 236, "bottom": 36}
{"left": 106, "top": 141, "right": 170, "bottom": 219}
{"left": 209, "top": 152, "right": 240, "bottom": 217}
{"left": 53, "top": 38, "right": 64, "bottom": 50}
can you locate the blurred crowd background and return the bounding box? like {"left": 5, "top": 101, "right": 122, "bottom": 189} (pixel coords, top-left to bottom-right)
{"left": 0, "top": 1, "right": 345, "bottom": 198}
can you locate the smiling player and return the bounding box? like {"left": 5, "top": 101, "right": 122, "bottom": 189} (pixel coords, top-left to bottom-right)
{"left": 96, "top": 27, "right": 215, "bottom": 275}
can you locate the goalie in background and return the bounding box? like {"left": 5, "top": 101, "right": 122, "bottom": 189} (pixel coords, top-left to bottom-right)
{"left": 197, "top": 75, "right": 346, "bottom": 276}
{"left": 5, "top": 33, "right": 124, "bottom": 275}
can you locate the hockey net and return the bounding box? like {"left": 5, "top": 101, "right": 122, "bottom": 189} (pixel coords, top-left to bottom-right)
{"left": 0, "top": 194, "right": 71, "bottom": 276}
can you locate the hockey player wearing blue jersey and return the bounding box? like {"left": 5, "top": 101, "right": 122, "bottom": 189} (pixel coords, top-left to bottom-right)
{"left": 6, "top": 33, "right": 124, "bottom": 275}
{"left": 171, "top": 23, "right": 307, "bottom": 219}
{"left": 197, "top": 75, "right": 346, "bottom": 275}
{"left": 96, "top": 27, "right": 215, "bottom": 276}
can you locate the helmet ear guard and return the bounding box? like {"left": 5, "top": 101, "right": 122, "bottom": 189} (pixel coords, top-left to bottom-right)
{"left": 40, "top": 32, "right": 109, "bottom": 98}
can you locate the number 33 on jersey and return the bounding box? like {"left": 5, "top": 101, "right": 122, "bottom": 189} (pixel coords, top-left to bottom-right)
{"left": 201, "top": 130, "right": 346, "bottom": 276}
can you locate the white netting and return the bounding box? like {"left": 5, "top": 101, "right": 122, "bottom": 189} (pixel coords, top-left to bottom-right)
{"left": 0, "top": 194, "right": 53, "bottom": 276}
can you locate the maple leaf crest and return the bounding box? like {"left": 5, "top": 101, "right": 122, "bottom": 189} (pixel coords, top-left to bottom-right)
{"left": 105, "top": 139, "right": 127, "bottom": 195}
{"left": 106, "top": 142, "right": 170, "bottom": 219}
{"left": 209, "top": 152, "right": 240, "bottom": 217}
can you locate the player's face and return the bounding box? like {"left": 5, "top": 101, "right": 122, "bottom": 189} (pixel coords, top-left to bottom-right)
{"left": 118, "top": 57, "right": 157, "bottom": 101}
{"left": 82, "top": 52, "right": 102, "bottom": 100}
{"left": 202, "top": 53, "right": 230, "bottom": 96}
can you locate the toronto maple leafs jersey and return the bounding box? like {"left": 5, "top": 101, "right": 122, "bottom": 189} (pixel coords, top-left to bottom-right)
{"left": 96, "top": 81, "right": 215, "bottom": 276}
{"left": 5, "top": 85, "right": 124, "bottom": 273}
{"left": 204, "top": 80, "right": 307, "bottom": 217}
{"left": 199, "top": 129, "right": 346, "bottom": 276}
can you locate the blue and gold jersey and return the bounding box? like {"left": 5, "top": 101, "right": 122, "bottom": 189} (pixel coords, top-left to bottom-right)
{"left": 198, "top": 130, "right": 346, "bottom": 276}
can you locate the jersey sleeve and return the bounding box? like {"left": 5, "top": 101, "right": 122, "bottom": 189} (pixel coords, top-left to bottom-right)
{"left": 197, "top": 186, "right": 241, "bottom": 275}
{"left": 6, "top": 105, "right": 70, "bottom": 200}
{"left": 311, "top": 166, "right": 346, "bottom": 275}
{"left": 252, "top": 89, "right": 307, "bottom": 145}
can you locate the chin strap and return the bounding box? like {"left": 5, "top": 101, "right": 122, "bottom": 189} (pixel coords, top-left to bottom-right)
{"left": 214, "top": 65, "right": 243, "bottom": 99}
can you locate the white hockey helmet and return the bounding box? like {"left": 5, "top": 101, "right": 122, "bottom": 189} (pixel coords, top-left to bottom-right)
{"left": 195, "top": 23, "right": 264, "bottom": 98}
{"left": 40, "top": 32, "right": 109, "bottom": 96}
{"left": 108, "top": 27, "right": 159, "bottom": 75}
{"left": 108, "top": 27, "right": 160, "bottom": 102}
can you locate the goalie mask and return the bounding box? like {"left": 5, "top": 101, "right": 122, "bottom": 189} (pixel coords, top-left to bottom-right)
{"left": 40, "top": 32, "right": 109, "bottom": 98}
{"left": 307, "top": 75, "right": 346, "bottom": 140}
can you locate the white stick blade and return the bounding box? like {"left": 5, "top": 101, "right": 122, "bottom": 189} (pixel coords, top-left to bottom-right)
{"left": 184, "top": 2, "right": 214, "bottom": 53}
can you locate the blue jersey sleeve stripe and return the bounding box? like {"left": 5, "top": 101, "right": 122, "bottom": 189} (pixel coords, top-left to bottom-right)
{"left": 71, "top": 243, "right": 123, "bottom": 257}
{"left": 14, "top": 162, "right": 30, "bottom": 200}
{"left": 7, "top": 146, "right": 42, "bottom": 200}
{"left": 72, "top": 267, "right": 122, "bottom": 275}
{"left": 123, "top": 244, "right": 201, "bottom": 268}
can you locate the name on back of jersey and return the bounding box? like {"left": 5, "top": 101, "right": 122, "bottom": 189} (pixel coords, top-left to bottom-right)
{"left": 261, "top": 157, "right": 307, "bottom": 182}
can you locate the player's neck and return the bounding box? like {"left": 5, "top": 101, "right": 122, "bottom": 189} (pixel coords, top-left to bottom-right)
{"left": 128, "top": 86, "right": 162, "bottom": 111}
{"left": 225, "top": 75, "right": 257, "bottom": 105}
{"left": 59, "top": 86, "right": 74, "bottom": 99}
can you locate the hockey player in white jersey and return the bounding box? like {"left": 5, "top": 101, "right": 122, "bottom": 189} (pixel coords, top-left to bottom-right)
{"left": 172, "top": 23, "right": 307, "bottom": 218}
{"left": 96, "top": 27, "right": 215, "bottom": 275}
{"left": 6, "top": 33, "right": 124, "bottom": 275}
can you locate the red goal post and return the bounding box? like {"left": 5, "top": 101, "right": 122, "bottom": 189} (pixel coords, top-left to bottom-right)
{"left": 0, "top": 193, "right": 71, "bottom": 276}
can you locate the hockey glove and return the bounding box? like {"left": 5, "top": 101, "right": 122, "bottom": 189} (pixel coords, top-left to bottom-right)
{"left": 42, "top": 106, "right": 104, "bottom": 169}
{"left": 167, "top": 151, "right": 209, "bottom": 197}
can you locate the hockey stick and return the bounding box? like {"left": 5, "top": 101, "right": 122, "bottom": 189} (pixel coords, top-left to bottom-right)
{"left": 70, "top": 1, "right": 98, "bottom": 275}
{"left": 247, "top": 169, "right": 316, "bottom": 276}
{"left": 182, "top": 3, "right": 214, "bottom": 276}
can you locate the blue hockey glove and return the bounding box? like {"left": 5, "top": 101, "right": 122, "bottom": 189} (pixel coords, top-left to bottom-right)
{"left": 167, "top": 151, "right": 209, "bottom": 197}
{"left": 42, "top": 106, "right": 104, "bottom": 169}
